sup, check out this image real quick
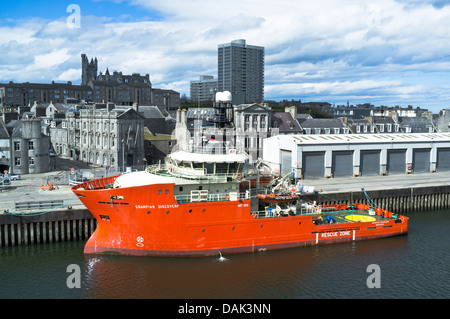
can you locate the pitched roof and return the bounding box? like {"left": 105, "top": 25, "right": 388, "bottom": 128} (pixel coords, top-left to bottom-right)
{"left": 138, "top": 105, "right": 165, "bottom": 119}
{"left": 271, "top": 112, "right": 302, "bottom": 132}
{"left": 299, "top": 118, "right": 346, "bottom": 129}
{"left": 0, "top": 118, "right": 10, "bottom": 139}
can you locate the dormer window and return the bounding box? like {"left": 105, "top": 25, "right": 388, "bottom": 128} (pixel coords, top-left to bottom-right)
{"left": 394, "top": 124, "right": 399, "bottom": 132}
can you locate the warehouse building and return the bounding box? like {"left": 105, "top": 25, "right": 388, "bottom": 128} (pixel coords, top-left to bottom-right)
{"left": 263, "top": 133, "right": 450, "bottom": 179}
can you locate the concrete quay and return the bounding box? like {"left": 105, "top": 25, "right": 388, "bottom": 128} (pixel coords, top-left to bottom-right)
{"left": 0, "top": 172, "right": 85, "bottom": 213}
{"left": 302, "top": 171, "right": 450, "bottom": 194}
{"left": 301, "top": 171, "right": 450, "bottom": 214}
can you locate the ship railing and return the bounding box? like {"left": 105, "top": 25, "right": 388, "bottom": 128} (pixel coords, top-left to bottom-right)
{"left": 174, "top": 191, "right": 250, "bottom": 204}
{"left": 186, "top": 145, "right": 242, "bottom": 155}
{"left": 252, "top": 206, "right": 319, "bottom": 219}
{"left": 71, "top": 174, "right": 121, "bottom": 191}
{"left": 147, "top": 163, "right": 243, "bottom": 183}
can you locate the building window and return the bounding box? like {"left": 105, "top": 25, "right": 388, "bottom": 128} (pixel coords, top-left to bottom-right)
{"left": 14, "top": 142, "right": 20, "bottom": 151}
{"left": 29, "top": 157, "right": 34, "bottom": 165}
{"left": 28, "top": 141, "right": 34, "bottom": 150}
{"left": 15, "top": 157, "right": 21, "bottom": 166}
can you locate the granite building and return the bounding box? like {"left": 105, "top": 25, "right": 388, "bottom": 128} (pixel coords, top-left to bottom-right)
{"left": 59, "top": 104, "right": 146, "bottom": 170}
{"left": 0, "top": 54, "right": 180, "bottom": 111}
{"left": 7, "top": 117, "right": 50, "bottom": 174}
{"left": 190, "top": 75, "right": 218, "bottom": 103}
{"left": 0, "top": 81, "right": 93, "bottom": 107}
{"left": 218, "top": 39, "right": 264, "bottom": 105}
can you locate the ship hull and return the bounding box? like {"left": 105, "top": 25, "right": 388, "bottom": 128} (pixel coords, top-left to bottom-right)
{"left": 72, "top": 176, "right": 408, "bottom": 257}
{"left": 83, "top": 230, "right": 406, "bottom": 257}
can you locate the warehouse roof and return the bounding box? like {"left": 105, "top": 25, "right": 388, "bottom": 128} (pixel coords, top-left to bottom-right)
{"left": 274, "top": 133, "right": 450, "bottom": 145}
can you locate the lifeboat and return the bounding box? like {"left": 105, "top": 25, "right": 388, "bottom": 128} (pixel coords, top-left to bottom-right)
{"left": 257, "top": 193, "right": 299, "bottom": 203}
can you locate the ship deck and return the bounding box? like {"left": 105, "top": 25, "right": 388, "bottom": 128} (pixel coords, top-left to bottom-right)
{"left": 316, "top": 208, "right": 397, "bottom": 225}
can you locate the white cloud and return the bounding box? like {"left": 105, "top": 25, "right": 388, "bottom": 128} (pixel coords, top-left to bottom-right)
{"left": 32, "top": 49, "right": 71, "bottom": 70}
{"left": 1, "top": 0, "right": 450, "bottom": 111}
{"left": 56, "top": 68, "right": 81, "bottom": 82}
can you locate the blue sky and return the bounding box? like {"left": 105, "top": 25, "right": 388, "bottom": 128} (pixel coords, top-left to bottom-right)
{"left": 1, "top": 0, "right": 450, "bottom": 112}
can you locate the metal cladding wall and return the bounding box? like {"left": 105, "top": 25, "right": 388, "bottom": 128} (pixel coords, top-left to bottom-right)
{"left": 437, "top": 148, "right": 450, "bottom": 172}
{"left": 302, "top": 152, "right": 325, "bottom": 179}
{"left": 413, "top": 149, "right": 431, "bottom": 173}
{"left": 360, "top": 150, "right": 380, "bottom": 176}
{"left": 332, "top": 151, "right": 353, "bottom": 177}
{"left": 387, "top": 149, "right": 406, "bottom": 175}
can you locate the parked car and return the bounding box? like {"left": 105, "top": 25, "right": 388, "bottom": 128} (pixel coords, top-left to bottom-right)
{"left": 10, "top": 174, "right": 21, "bottom": 181}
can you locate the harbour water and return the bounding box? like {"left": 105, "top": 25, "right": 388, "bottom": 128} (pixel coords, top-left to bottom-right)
{"left": 0, "top": 209, "right": 449, "bottom": 299}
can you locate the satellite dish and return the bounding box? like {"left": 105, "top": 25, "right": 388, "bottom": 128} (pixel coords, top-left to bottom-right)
{"left": 215, "top": 91, "right": 232, "bottom": 102}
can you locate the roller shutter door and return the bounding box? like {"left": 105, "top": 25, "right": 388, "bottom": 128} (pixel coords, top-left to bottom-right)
{"left": 302, "top": 152, "right": 325, "bottom": 179}
{"left": 413, "top": 149, "right": 430, "bottom": 173}
{"left": 437, "top": 148, "right": 450, "bottom": 172}
{"left": 280, "top": 150, "right": 292, "bottom": 175}
{"left": 387, "top": 150, "right": 406, "bottom": 174}
{"left": 332, "top": 151, "right": 353, "bottom": 177}
{"left": 360, "top": 150, "right": 380, "bottom": 176}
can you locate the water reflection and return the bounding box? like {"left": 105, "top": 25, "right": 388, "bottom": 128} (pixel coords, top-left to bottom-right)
{"left": 81, "top": 234, "right": 410, "bottom": 299}
{"left": 0, "top": 210, "right": 449, "bottom": 299}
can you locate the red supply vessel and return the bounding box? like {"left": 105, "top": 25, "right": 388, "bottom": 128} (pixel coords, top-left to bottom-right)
{"left": 72, "top": 147, "right": 408, "bottom": 257}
